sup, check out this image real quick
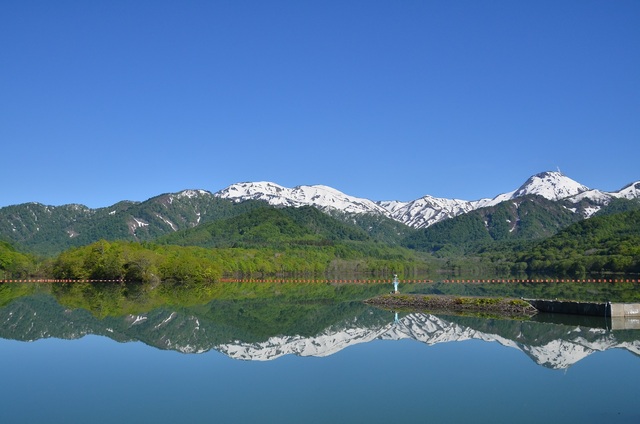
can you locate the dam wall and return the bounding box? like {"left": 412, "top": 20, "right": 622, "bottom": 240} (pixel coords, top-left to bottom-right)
{"left": 525, "top": 299, "right": 640, "bottom": 318}
{"left": 610, "top": 303, "right": 640, "bottom": 318}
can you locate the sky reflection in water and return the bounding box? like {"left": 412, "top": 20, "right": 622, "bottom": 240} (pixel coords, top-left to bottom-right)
{"left": 2, "top": 314, "right": 640, "bottom": 424}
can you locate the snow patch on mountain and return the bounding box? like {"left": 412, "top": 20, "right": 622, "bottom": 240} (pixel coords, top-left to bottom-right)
{"left": 475, "top": 190, "right": 520, "bottom": 209}
{"left": 376, "top": 200, "right": 406, "bottom": 214}
{"left": 127, "top": 217, "right": 149, "bottom": 235}
{"left": 155, "top": 213, "right": 177, "bottom": 231}
{"left": 613, "top": 181, "right": 640, "bottom": 200}
{"left": 567, "top": 189, "right": 612, "bottom": 204}
{"left": 512, "top": 171, "right": 590, "bottom": 201}
{"left": 176, "top": 189, "right": 211, "bottom": 199}
{"left": 215, "top": 182, "right": 388, "bottom": 215}
{"left": 379, "top": 196, "right": 478, "bottom": 228}
{"left": 212, "top": 171, "right": 639, "bottom": 229}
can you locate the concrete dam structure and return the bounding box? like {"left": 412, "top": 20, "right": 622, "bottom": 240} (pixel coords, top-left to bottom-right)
{"left": 525, "top": 299, "right": 640, "bottom": 317}
{"left": 525, "top": 299, "right": 640, "bottom": 330}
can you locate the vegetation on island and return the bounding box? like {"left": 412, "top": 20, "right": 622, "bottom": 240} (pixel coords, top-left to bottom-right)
{"left": 365, "top": 293, "right": 537, "bottom": 318}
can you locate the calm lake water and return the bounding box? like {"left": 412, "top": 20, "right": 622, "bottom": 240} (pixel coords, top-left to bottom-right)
{"left": 1, "top": 283, "right": 640, "bottom": 423}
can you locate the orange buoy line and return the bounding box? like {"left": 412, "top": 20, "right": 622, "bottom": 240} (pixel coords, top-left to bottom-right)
{"left": 437, "top": 278, "right": 639, "bottom": 283}
{"left": 239, "top": 278, "right": 460, "bottom": 284}
{"left": 0, "top": 279, "right": 127, "bottom": 283}
{"left": 3, "top": 278, "right": 638, "bottom": 284}
{"left": 216, "top": 278, "right": 440, "bottom": 284}
{"left": 217, "top": 278, "right": 640, "bottom": 284}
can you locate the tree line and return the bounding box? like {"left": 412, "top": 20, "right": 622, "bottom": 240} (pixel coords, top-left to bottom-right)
{"left": 2, "top": 201, "right": 639, "bottom": 282}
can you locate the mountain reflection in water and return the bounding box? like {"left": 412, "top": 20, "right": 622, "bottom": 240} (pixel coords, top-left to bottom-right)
{"left": 1, "top": 288, "right": 639, "bottom": 369}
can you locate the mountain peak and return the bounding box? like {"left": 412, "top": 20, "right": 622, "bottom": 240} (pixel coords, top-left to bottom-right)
{"left": 215, "top": 182, "right": 388, "bottom": 215}
{"left": 614, "top": 181, "right": 640, "bottom": 200}
{"left": 512, "top": 171, "right": 590, "bottom": 201}
{"left": 212, "top": 172, "right": 636, "bottom": 229}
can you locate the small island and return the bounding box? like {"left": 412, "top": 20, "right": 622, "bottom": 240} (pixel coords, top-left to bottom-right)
{"left": 364, "top": 293, "right": 538, "bottom": 318}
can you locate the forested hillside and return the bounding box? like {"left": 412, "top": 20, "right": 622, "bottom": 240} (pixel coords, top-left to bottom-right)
{"left": 594, "top": 197, "right": 640, "bottom": 217}
{"left": 157, "top": 206, "right": 370, "bottom": 248}
{"left": 402, "top": 195, "right": 581, "bottom": 255}
{"left": 328, "top": 210, "right": 414, "bottom": 246}
{"left": 510, "top": 209, "right": 640, "bottom": 276}
{"left": 50, "top": 238, "right": 427, "bottom": 283}
{"left": 1, "top": 193, "right": 639, "bottom": 282}
{"left": 0, "top": 192, "right": 413, "bottom": 256}
{"left": 0, "top": 240, "right": 38, "bottom": 279}
{"left": 0, "top": 194, "right": 264, "bottom": 255}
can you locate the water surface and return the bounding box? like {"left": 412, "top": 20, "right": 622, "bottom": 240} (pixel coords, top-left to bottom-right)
{"left": 1, "top": 285, "right": 639, "bottom": 423}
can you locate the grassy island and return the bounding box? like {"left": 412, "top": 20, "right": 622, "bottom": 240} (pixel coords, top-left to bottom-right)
{"left": 365, "top": 293, "right": 538, "bottom": 318}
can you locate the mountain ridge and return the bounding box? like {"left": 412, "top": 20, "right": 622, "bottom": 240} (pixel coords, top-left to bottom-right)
{"left": 1, "top": 171, "right": 639, "bottom": 255}
{"left": 216, "top": 171, "right": 640, "bottom": 228}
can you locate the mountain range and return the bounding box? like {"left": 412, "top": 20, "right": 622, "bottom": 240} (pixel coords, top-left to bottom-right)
{"left": 1, "top": 171, "right": 639, "bottom": 255}
{"left": 217, "top": 171, "right": 640, "bottom": 227}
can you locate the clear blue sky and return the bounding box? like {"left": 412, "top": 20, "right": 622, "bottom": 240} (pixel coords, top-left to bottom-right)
{"left": 2, "top": 1, "right": 639, "bottom": 208}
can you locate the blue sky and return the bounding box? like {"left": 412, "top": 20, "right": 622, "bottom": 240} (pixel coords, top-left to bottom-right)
{"left": 2, "top": 1, "right": 639, "bottom": 208}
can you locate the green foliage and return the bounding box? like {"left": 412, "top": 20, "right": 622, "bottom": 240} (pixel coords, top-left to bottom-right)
{"left": 4, "top": 190, "right": 640, "bottom": 282}
{"left": 157, "top": 206, "right": 370, "bottom": 248}
{"left": 327, "top": 210, "right": 417, "bottom": 245}
{"left": 403, "top": 213, "right": 492, "bottom": 254}
{"left": 45, "top": 279, "right": 392, "bottom": 322}
{"left": 0, "top": 203, "right": 95, "bottom": 255}
{"left": 0, "top": 281, "right": 38, "bottom": 307}
{"left": 0, "top": 196, "right": 414, "bottom": 257}
{"left": 403, "top": 196, "right": 581, "bottom": 256}
{"left": 0, "top": 240, "right": 39, "bottom": 279}
{"left": 512, "top": 209, "right": 640, "bottom": 276}
{"left": 595, "top": 197, "right": 640, "bottom": 216}
{"left": 405, "top": 281, "right": 640, "bottom": 303}
{"left": 399, "top": 195, "right": 640, "bottom": 278}
{"left": 454, "top": 296, "right": 503, "bottom": 306}
{"left": 50, "top": 238, "right": 427, "bottom": 283}
{"left": 1, "top": 282, "right": 394, "bottom": 348}
{"left": 0, "top": 196, "right": 265, "bottom": 256}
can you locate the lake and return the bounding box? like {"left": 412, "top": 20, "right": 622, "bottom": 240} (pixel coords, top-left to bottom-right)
{"left": 1, "top": 282, "right": 640, "bottom": 423}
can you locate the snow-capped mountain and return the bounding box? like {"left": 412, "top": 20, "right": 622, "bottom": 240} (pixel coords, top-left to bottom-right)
{"left": 615, "top": 181, "right": 640, "bottom": 200}
{"left": 511, "top": 171, "right": 590, "bottom": 200}
{"left": 215, "top": 181, "right": 388, "bottom": 215}
{"left": 378, "top": 196, "right": 480, "bottom": 229}
{"left": 2, "top": 172, "right": 638, "bottom": 253}
{"left": 379, "top": 171, "right": 622, "bottom": 226}
{"left": 215, "top": 171, "right": 640, "bottom": 229}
